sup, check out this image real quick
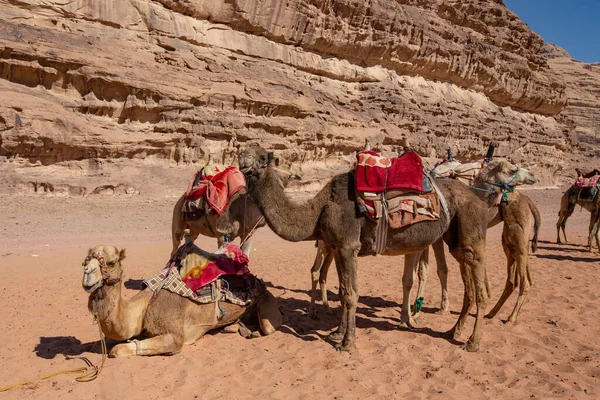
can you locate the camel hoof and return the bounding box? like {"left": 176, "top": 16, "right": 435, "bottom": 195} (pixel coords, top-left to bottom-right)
{"left": 328, "top": 330, "right": 345, "bottom": 342}
{"left": 463, "top": 342, "right": 480, "bottom": 352}
{"left": 443, "top": 329, "right": 460, "bottom": 340}
{"left": 399, "top": 318, "right": 418, "bottom": 330}
{"left": 109, "top": 343, "right": 136, "bottom": 358}
{"left": 503, "top": 319, "right": 515, "bottom": 325}
{"left": 484, "top": 313, "right": 496, "bottom": 320}
{"left": 334, "top": 342, "right": 356, "bottom": 352}
{"left": 411, "top": 310, "right": 421, "bottom": 318}
{"left": 435, "top": 308, "right": 450, "bottom": 315}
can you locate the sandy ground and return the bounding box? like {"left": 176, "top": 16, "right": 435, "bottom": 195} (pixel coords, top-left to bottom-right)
{"left": 0, "top": 188, "right": 599, "bottom": 399}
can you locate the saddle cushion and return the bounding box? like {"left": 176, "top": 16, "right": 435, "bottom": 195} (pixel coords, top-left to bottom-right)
{"left": 184, "top": 166, "right": 246, "bottom": 215}
{"left": 432, "top": 160, "right": 483, "bottom": 185}
{"left": 575, "top": 173, "right": 600, "bottom": 189}
{"left": 143, "top": 242, "right": 259, "bottom": 306}
{"left": 355, "top": 150, "right": 424, "bottom": 192}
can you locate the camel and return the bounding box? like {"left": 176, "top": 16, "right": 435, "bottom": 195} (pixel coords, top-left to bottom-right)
{"left": 81, "top": 245, "right": 281, "bottom": 357}
{"left": 171, "top": 148, "right": 300, "bottom": 256}
{"left": 245, "top": 153, "right": 535, "bottom": 352}
{"left": 413, "top": 171, "right": 540, "bottom": 324}
{"left": 556, "top": 169, "right": 600, "bottom": 252}
{"left": 308, "top": 160, "right": 540, "bottom": 326}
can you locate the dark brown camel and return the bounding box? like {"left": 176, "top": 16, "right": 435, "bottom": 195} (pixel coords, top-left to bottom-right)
{"left": 244, "top": 153, "right": 525, "bottom": 352}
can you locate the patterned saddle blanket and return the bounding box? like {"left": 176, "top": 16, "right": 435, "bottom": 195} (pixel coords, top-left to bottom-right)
{"left": 575, "top": 171, "right": 600, "bottom": 189}
{"left": 354, "top": 150, "right": 441, "bottom": 230}
{"left": 431, "top": 160, "right": 483, "bottom": 185}
{"left": 183, "top": 166, "right": 246, "bottom": 216}
{"left": 142, "top": 242, "right": 261, "bottom": 306}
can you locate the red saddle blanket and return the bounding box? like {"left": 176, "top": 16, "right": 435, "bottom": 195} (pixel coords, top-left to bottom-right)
{"left": 576, "top": 171, "right": 600, "bottom": 189}
{"left": 355, "top": 150, "right": 424, "bottom": 192}
{"left": 184, "top": 166, "right": 246, "bottom": 215}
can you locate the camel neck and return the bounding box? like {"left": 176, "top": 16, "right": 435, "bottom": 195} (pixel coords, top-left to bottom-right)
{"left": 469, "top": 179, "right": 503, "bottom": 208}
{"left": 248, "top": 167, "right": 330, "bottom": 241}
{"left": 89, "top": 281, "right": 123, "bottom": 335}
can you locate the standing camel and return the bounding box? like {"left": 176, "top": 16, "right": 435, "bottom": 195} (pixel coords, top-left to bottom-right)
{"left": 413, "top": 164, "right": 540, "bottom": 324}
{"left": 171, "top": 148, "right": 299, "bottom": 256}
{"left": 556, "top": 170, "right": 600, "bottom": 252}
{"left": 245, "top": 153, "right": 534, "bottom": 352}
{"left": 308, "top": 160, "right": 540, "bottom": 326}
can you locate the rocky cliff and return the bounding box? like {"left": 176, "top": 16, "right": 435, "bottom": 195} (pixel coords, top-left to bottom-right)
{"left": 0, "top": 0, "right": 591, "bottom": 195}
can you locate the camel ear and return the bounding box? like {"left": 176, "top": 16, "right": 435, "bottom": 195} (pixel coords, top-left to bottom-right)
{"left": 267, "top": 152, "right": 274, "bottom": 166}
{"left": 118, "top": 248, "right": 127, "bottom": 261}
{"left": 257, "top": 290, "right": 282, "bottom": 335}
{"left": 88, "top": 248, "right": 93, "bottom": 255}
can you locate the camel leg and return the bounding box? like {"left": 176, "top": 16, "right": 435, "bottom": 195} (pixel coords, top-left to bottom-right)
{"left": 412, "top": 249, "right": 429, "bottom": 318}
{"left": 240, "top": 236, "right": 253, "bottom": 257}
{"left": 308, "top": 245, "right": 325, "bottom": 319}
{"left": 556, "top": 198, "right": 575, "bottom": 244}
{"left": 332, "top": 247, "right": 359, "bottom": 352}
{"left": 109, "top": 334, "right": 183, "bottom": 357}
{"left": 594, "top": 213, "right": 600, "bottom": 252}
{"left": 401, "top": 252, "right": 420, "bottom": 327}
{"left": 505, "top": 253, "right": 532, "bottom": 324}
{"left": 328, "top": 255, "right": 347, "bottom": 342}
{"left": 588, "top": 211, "right": 600, "bottom": 252}
{"left": 319, "top": 251, "right": 334, "bottom": 315}
{"left": 432, "top": 238, "right": 450, "bottom": 314}
{"left": 444, "top": 260, "right": 473, "bottom": 341}
{"left": 464, "top": 241, "right": 488, "bottom": 352}
{"left": 485, "top": 240, "right": 516, "bottom": 320}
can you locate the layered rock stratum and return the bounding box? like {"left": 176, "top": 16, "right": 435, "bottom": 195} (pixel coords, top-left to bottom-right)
{"left": 0, "top": 0, "right": 597, "bottom": 195}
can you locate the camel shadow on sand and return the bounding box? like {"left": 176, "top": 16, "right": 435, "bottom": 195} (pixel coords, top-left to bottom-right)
{"left": 35, "top": 336, "right": 97, "bottom": 360}
{"left": 269, "top": 283, "right": 462, "bottom": 347}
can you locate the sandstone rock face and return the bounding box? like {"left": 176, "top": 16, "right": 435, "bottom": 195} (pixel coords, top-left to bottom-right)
{"left": 0, "top": 0, "right": 585, "bottom": 195}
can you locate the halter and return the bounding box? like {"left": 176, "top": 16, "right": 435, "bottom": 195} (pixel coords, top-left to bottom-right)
{"left": 468, "top": 168, "right": 519, "bottom": 204}
{"left": 82, "top": 252, "right": 114, "bottom": 281}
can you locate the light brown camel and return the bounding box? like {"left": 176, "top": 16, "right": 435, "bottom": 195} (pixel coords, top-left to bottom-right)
{"left": 245, "top": 154, "right": 533, "bottom": 352}
{"left": 556, "top": 169, "right": 600, "bottom": 252}
{"left": 307, "top": 160, "right": 540, "bottom": 326}
{"left": 82, "top": 245, "right": 281, "bottom": 357}
{"left": 171, "top": 148, "right": 300, "bottom": 256}
{"left": 412, "top": 160, "right": 540, "bottom": 322}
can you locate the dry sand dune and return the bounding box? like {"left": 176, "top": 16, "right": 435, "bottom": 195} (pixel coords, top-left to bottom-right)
{"left": 0, "top": 188, "right": 598, "bottom": 399}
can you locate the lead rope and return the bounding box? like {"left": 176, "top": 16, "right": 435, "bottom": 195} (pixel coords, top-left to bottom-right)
{"left": 0, "top": 313, "right": 107, "bottom": 392}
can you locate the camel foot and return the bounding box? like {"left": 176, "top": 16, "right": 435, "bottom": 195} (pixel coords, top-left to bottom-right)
{"left": 411, "top": 310, "right": 421, "bottom": 318}
{"left": 109, "top": 342, "right": 136, "bottom": 358}
{"left": 463, "top": 341, "right": 480, "bottom": 352}
{"left": 398, "top": 317, "right": 418, "bottom": 330}
{"left": 484, "top": 312, "right": 496, "bottom": 320}
{"left": 238, "top": 322, "right": 252, "bottom": 338}
{"left": 503, "top": 318, "right": 515, "bottom": 326}
{"left": 328, "top": 330, "right": 345, "bottom": 342}
{"left": 443, "top": 328, "right": 460, "bottom": 340}
{"left": 435, "top": 308, "right": 450, "bottom": 316}
{"left": 222, "top": 323, "right": 240, "bottom": 333}
{"left": 334, "top": 341, "right": 356, "bottom": 352}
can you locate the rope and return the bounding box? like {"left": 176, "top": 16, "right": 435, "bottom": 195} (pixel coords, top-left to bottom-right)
{"left": 239, "top": 216, "right": 264, "bottom": 247}
{"left": 0, "top": 316, "right": 107, "bottom": 392}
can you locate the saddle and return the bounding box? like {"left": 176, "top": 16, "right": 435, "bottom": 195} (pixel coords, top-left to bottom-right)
{"left": 432, "top": 159, "right": 483, "bottom": 185}
{"left": 573, "top": 169, "right": 600, "bottom": 201}
{"left": 354, "top": 150, "right": 442, "bottom": 231}
{"left": 183, "top": 166, "right": 246, "bottom": 217}
{"left": 143, "top": 241, "right": 260, "bottom": 307}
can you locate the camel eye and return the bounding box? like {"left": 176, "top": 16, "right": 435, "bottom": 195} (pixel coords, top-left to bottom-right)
{"left": 107, "top": 261, "right": 116, "bottom": 267}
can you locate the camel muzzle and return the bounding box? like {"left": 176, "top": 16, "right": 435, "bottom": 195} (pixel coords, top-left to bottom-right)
{"left": 82, "top": 258, "right": 104, "bottom": 293}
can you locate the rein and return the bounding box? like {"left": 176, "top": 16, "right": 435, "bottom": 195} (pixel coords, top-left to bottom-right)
{"left": 468, "top": 168, "right": 519, "bottom": 204}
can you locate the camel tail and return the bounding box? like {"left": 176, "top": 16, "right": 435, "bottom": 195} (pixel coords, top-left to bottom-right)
{"left": 526, "top": 196, "right": 541, "bottom": 253}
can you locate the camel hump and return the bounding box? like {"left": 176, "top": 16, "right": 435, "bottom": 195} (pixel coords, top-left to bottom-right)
{"left": 257, "top": 290, "right": 282, "bottom": 335}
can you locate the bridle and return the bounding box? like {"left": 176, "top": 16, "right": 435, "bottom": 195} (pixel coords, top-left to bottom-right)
{"left": 82, "top": 252, "right": 119, "bottom": 284}
{"left": 468, "top": 167, "right": 520, "bottom": 204}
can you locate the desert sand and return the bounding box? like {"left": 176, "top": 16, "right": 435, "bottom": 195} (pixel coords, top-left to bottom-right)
{"left": 0, "top": 188, "right": 598, "bottom": 399}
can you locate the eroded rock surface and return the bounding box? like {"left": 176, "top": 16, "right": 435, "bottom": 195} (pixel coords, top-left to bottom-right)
{"left": 0, "top": 0, "right": 593, "bottom": 194}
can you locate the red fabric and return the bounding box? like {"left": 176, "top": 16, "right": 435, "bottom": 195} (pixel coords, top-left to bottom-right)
{"left": 181, "top": 243, "right": 250, "bottom": 291}
{"left": 355, "top": 150, "right": 424, "bottom": 192}
{"left": 576, "top": 173, "right": 600, "bottom": 189}
{"left": 184, "top": 166, "right": 246, "bottom": 215}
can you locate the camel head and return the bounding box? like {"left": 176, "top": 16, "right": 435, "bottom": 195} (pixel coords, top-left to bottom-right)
{"left": 82, "top": 245, "right": 127, "bottom": 293}
{"left": 238, "top": 146, "right": 276, "bottom": 174}
{"left": 477, "top": 160, "right": 537, "bottom": 188}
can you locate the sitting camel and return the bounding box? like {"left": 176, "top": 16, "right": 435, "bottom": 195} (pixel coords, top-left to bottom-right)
{"left": 245, "top": 152, "right": 534, "bottom": 352}
{"left": 308, "top": 160, "right": 540, "bottom": 326}
{"left": 171, "top": 148, "right": 300, "bottom": 256}
{"left": 556, "top": 168, "right": 600, "bottom": 252}
{"left": 81, "top": 245, "right": 281, "bottom": 357}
